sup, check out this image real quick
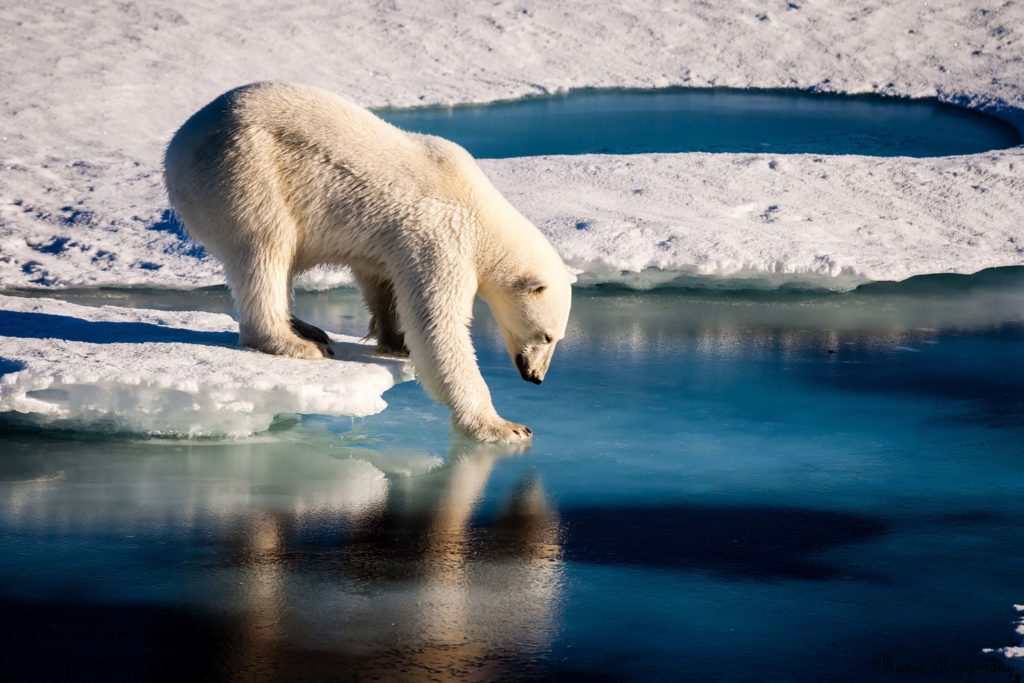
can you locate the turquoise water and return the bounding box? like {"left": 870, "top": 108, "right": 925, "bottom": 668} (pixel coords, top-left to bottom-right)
{"left": 377, "top": 89, "right": 1022, "bottom": 158}
{"left": 1, "top": 274, "right": 1023, "bottom": 681}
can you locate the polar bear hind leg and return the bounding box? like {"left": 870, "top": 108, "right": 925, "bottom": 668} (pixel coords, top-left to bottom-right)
{"left": 353, "top": 270, "right": 408, "bottom": 355}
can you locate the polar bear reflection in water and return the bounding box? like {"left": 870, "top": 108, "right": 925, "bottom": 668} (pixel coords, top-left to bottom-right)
{"left": 225, "top": 442, "right": 563, "bottom": 680}
{"left": 0, "top": 438, "right": 563, "bottom": 680}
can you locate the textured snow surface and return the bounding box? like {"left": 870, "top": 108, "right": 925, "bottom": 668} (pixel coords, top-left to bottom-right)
{"left": 488, "top": 151, "right": 1024, "bottom": 286}
{"left": 1, "top": 0, "right": 1023, "bottom": 289}
{"left": 0, "top": 295, "right": 412, "bottom": 436}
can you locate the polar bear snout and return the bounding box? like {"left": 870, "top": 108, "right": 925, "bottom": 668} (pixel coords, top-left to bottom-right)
{"left": 515, "top": 343, "right": 557, "bottom": 385}
{"left": 515, "top": 353, "right": 544, "bottom": 384}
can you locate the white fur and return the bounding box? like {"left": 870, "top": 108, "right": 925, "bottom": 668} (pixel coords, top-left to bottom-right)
{"left": 164, "top": 82, "right": 574, "bottom": 442}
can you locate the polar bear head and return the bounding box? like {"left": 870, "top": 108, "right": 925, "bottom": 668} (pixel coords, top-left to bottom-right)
{"left": 451, "top": 141, "right": 576, "bottom": 387}
{"left": 486, "top": 266, "right": 575, "bottom": 385}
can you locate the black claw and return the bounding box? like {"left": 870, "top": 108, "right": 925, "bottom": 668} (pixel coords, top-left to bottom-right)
{"left": 291, "top": 315, "right": 331, "bottom": 345}
{"left": 524, "top": 427, "right": 532, "bottom": 436}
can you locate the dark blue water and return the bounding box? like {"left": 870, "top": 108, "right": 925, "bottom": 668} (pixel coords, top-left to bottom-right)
{"left": 377, "top": 88, "right": 1022, "bottom": 158}
{"left": 1, "top": 275, "right": 1023, "bottom": 681}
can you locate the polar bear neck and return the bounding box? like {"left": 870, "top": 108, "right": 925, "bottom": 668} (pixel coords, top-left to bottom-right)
{"left": 470, "top": 189, "right": 559, "bottom": 297}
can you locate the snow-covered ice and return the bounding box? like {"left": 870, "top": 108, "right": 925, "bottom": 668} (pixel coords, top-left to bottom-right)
{"left": 1, "top": 0, "right": 1022, "bottom": 290}
{"left": 0, "top": 294, "right": 412, "bottom": 436}
{"left": 491, "top": 150, "right": 1024, "bottom": 286}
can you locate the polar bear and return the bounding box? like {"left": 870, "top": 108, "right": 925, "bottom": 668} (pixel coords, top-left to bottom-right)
{"left": 164, "top": 82, "right": 573, "bottom": 443}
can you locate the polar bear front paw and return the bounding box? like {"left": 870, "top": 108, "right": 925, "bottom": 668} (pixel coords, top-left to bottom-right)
{"left": 464, "top": 417, "right": 533, "bottom": 443}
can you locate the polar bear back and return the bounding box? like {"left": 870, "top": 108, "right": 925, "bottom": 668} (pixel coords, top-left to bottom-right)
{"left": 165, "top": 83, "right": 485, "bottom": 253}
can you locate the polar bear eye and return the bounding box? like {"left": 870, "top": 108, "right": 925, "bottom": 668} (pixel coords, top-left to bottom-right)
{"left": 515, "top": 277, "right": 548, "bottom": 295}
{"left": 543, "top": 333, "right": 553, "bottom": 344}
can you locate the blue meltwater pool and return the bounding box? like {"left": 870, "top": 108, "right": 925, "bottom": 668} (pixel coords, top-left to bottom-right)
{"left": 377, "top": 88, "right": 1022, "bottom": 158}
{"left": 1, "top": 273, "right": 1023, "bottom": 681}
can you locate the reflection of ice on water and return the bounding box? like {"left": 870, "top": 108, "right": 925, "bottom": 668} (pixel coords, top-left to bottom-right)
{"left": 0, "top": 440, "right": 389, "bottom": 533}
{"left": 0, "top": 436, "right": 564, "bottom": 679}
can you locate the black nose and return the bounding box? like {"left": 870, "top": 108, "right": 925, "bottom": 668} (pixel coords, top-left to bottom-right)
{"left": 520, "top": 370, "right": 542, "bottom": 385}
{"left": 515, "top": 353, "right": 542, "bottom": 384}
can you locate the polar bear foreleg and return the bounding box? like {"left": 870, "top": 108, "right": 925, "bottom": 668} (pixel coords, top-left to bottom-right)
{"left": 290, "top": 315, "right": 330, "bottom": 345}
{"left": 392, "top": 268, "right": 531, "bottom": 443}
{"left": 229, "top": 251, "right": 332, "bottom": 360}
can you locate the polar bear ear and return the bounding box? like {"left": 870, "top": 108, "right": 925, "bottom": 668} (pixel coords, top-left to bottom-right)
{"left": 515, "top": 276, "right": 548, "bottom": 294}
